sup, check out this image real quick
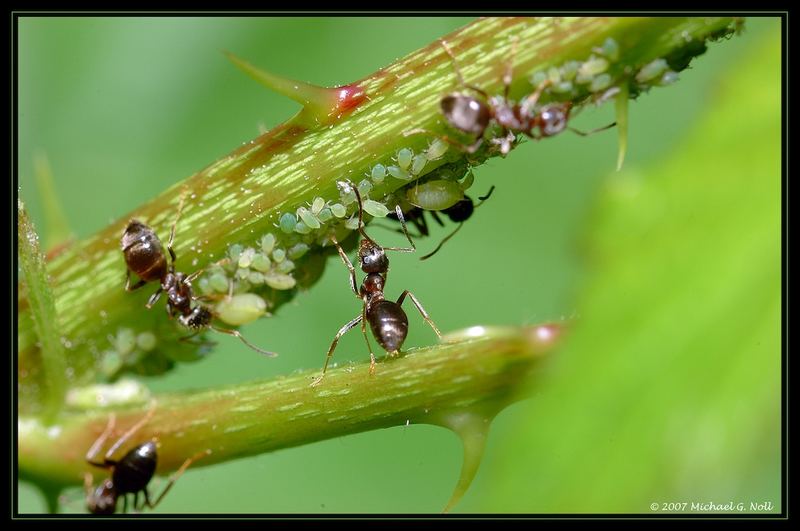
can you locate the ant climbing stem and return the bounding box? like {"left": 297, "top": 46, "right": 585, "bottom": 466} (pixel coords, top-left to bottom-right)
{"left": 120, "top": 195, "right": 277, "bottom": 358}
{"left": 83, "top": 402, "right": 211, "bottom": 514}
{"left": 311, "top": 182, "right": 442, "bottom": 386}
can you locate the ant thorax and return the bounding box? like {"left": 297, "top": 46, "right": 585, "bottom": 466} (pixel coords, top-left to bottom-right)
{"left": 359, "top": 273, "right": 386, "bottom": 304}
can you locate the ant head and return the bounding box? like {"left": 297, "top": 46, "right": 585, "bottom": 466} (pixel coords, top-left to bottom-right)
{"left": 441, "top": 94, "right": 492, "bottom": 137}
{"left": 538, "top": 103, "right": 571, "bottom": 137}
{"left": 87, "top": 478, "right": 117, "bottom": 515}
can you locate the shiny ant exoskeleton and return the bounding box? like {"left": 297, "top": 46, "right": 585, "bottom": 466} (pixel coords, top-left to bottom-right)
{"left": 84, "top": 405, "right": 209, "bottom": 514}
{"left": 387, "top": 185, "right": 495, "bottom": 260}
{"left": 120, "top": 197, "right": 277, "bottom": 357}
{"left": 433, "top": 39, "right": 614, "bottom": 156}
{"left": 311, "top": 182, "right": 442, "bottom": 385}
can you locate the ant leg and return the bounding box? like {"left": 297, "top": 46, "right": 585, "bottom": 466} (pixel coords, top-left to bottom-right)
{"left": 125, "top": 270, "right": 147, "bottom": 292}
{"left": 503, "top": 36, "right": 519, "bottom": 102}
{"left": 383, "top": 206, "right": 417, "bottom": 253}
{"left": 104, "top": 401, "right": 158, "bottom": 461}
{"left": 519, "top": 79, "right": 553, "bottom": 117}
{"left": 165, "top": 191, "right": 188, "bottom": 266}
{"left": 85, "top": 414, "right": 116, "bottom": 468}
{"left": 396, "top": 291, "right": 443, "bottom": 339}
{"left": 311, "top": 313, "right": 363, "bottom": 386}
{"left": 569, "top": 121, "right": 617, "bottom": 136}
{"left": 360, "top": 305, "right": 377, "bottom": 375}
{"left": 477, "top": 186, "right": 496, "bottom": 203}
{"left": 420, "top": 223, "right": 464, "bottom": 261}
{"left": 145, "top": 287, "right": 164, "bottom": 309}
{"left": 209, "top": 325, "right": 278, "bottom": 357}
{"left": 330, "top": 236, "right": 360, "bottom": 299}
{"left": 439, "top": 39, "right": 489, "bottom": 98}
{"left": 144, "top": 449, "right": 211, "bottom": 510}
{"left": 403, "top": 128, "right": 483, "bottom": 155}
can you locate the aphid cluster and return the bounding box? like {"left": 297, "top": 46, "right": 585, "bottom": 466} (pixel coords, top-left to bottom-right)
{"left": 83, "top": 405, "right": 209, "bottom": 514}
{"left": 121, "top": 197, "right": 277, "bottom": 357}
{"left": 311, "top": 182, "right": 442, "bottom": 385}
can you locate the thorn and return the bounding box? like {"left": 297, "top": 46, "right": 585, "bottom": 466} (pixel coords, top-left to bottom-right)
{"left": 224, "top": 51, "right": 366, "bottom": 128}
{"left": 33, "top": 151, "right": 73, "bottom": 252}
{"left": 615, "top": 83, "right": 629, "bottom": 171}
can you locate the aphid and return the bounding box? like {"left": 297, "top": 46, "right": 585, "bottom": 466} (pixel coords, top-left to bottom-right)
{"left": 120, "top": 196, "right": 277, "bottom": 357}
{"left": 84, "top": 405, "right": 209, "bottom": 514}
{"left": 388, "top": 186, "right": 495, "bottom": 260}
{"left": 429, "top": 39, "right": 614, "bottom": 156}
{"left": 311, "top": 182, "right": 442, "bottom": 385}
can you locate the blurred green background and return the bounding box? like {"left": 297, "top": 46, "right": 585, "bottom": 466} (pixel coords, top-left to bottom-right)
{"left": 17, "top": 17, "right": 782, "bottom": 514}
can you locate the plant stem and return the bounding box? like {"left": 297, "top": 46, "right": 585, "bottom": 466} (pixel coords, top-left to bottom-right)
{"left": 17, "top": 17, "right": 739, "bottom": 410}
{"left": 19, "top": 323, "right": 560, "bottom": 489}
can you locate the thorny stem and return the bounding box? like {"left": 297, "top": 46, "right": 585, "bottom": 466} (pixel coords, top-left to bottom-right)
{"left": 17, "top": 17, "right": 739, "bottom": 413}
{"left": 19, "top": 324, "right": 560, "bottom": 493}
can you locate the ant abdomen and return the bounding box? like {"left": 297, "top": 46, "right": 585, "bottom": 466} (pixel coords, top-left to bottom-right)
{"left": 121, "top": 220, "right": 168, "bottom": 283}
{"left": 368, "top": 300, "right": 409, "bottom": 353}
{"left": 112, "top": 441, "right": 157, "bottom": 494}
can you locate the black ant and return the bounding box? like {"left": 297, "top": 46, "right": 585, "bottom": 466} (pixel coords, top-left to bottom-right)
{"left": 387, "top": 186, "right": 495, "bottom": 260}
{"left": 311, "top": 182, "right": 442, "bottom": 385}
{"left": 415, "top": 39, "right": 614, "bottom": 156}
{"left": 83, "top": 405, "right": 210, "bottom": 514}
{"left": 120, "top": 195, "right": 277, "bottom": 357}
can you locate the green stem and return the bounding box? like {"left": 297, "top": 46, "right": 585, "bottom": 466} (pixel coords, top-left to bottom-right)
{"left": 19, "top": 324, "right": 560, "bottom": 489}
{"left": 17, "top": 16, "right": 739, "bottom": 412}
{"left": 18, "top": 199, "right": 67, "bottom": 423}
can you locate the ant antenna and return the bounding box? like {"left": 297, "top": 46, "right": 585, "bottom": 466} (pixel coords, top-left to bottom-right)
{"left": 440, "top": 39, "right": 489, "bottom": 98}
{"left": 420, "top": 223, "right": 464, "bottom": 261}
{"left": 420, "top": 186, "right": 495, "bottom": 261}
{"left": 210, "top": 325, "right": 278, "bottom": 357}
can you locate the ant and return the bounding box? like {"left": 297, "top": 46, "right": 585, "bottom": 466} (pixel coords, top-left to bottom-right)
{"left": 120, "top": 195, "right": 277, "bottom": 357}
{"left": 311, "top": 182, "right": 442, "bottom": 386}
{"left": 412, "top": 39, "right": 614, "bottom": 156}
{"left": 84, "top": 404, "right": 210, "bottom": 514}
{"left": 387, "top": 186, "right": 495, "bottom": 260}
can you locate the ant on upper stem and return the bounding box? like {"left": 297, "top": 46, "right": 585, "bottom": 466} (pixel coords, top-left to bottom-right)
{"left": 310, "top": 182, "right": 442, "bottom": 386}
{"left": 407, "top": 38, "right": 614, "bottom": 156}
{"left": 83, "top": 403, "right": 210, "bottom": 514}
{"left": 120, "top": 193, "right": 277, "bottom": 357}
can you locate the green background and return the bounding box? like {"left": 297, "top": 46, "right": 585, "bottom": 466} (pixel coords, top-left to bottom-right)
{"left": 17, "top": 17, "right": 782, "bottom": 514}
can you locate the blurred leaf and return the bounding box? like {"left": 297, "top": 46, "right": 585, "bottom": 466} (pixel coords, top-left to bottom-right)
{"left": 485, "top": 29, "right": 781, "bottom": 513}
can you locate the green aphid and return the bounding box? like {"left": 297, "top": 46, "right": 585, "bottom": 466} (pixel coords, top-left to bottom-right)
{"left": 371, "top": 164, "right": 387, "bottom": 183}
{"left": 560, "top": 60, "right": 581, "bottom": 81}
{"left": 251, "top": 253, "right": 271, "bottom": 272}
{"left": 297, "top": 207, "right": 320, "bottom": 230}
{"left": 248, "top": 271, "right": 266, "bottom": 285}
{"left": 317, "top": 207, "right": 333, "bottom": 223}
{"left": 228, "top": 243, "right": 244, "bottom": 262}
{"left": 600, "top": 37, "right": 620, "bottom": 61}
{"left": 272, "top": 248, "right": 286, "bottom": 262}
{"left": 264, "top": 272, "right": 297, "bottom": 290}
{"left": 277, "top": 259, "right": 296, "bottom": 274}
{"left": 636, "top": 58, "right": 668, "bottom": 83}
{"left": 209, "top": 272, "right": 229, "bottom": 293}
{"left": 288, "top": 243, "right": 310, "bottom": 260}
{"left": 397, "top": 148, "right": 414, "bottom": 171}
{"left": 279, "top": 213, "right": 297, "bottom": 234}
{"left": 294, "top": 220, "right": 312, "bottom": 234}
{"left": 344, "top": 216, "right": 360, "bottom": 230}
{"left": 363, "top": 199, "right": 390, "bottom": 218}
{"left": 136, "top": 332, "right": 157, "bottom": 352}
{"left": 215, "top": 293, "right": 267, "bottom": 326}
{"left": 113, "top": 328, "right": 137, "bottom": 357}
{"left": 388, "top": 165, "right": 411, "bottom": 181}
{"left": 311, "top": 197, "right": 326, "bottom": 216}
{"left": 237, "top": 247, "right": 255, "bottom": 268}
{"left": 411, "top": 154, "right": 427, "bottom": 176}
{"left": 425, "top": 139, "right": 448, "bottom": 161}
{"left": 590, "top": 73, "right": 612, "bottom": 92}
{"left": 260, "top": 233, "right": 276, "bottom": 254}
{"left": 330, "top": 203, "right": 347, "bottom": 218}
